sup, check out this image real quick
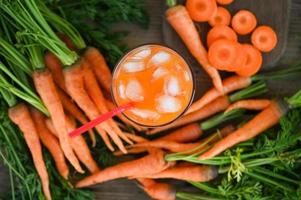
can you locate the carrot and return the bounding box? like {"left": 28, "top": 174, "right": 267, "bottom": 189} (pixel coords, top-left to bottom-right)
{"left": 57, "top": 87, "right": 96, "bottom": 146}
{"left": 63, "top": 61, "right": 126, "bottom": 153}
{"left": 232, "top": 10, "right": 257, "bottom": 35}
{"left": 208, "top": 39, "right": 246, "bottom": 72}
{"left": 236, "top": 44, "right": 263, "bottom": 77}
{"left": 187, "top": 75, "right": 252, "bottom": 114}
{"left": 83, "top": 47, "right": 112, "bottom": 93}
{"left": 199, "top": 100, "right": 285, "bottom": 159}
{"left": 33, "top": 70, "right": 84, "bottom": 173}
{"left": 166, "top": 5, "right": 224, "bottom": 93}
{"left": 105, "top": 99, "right": 147, "bottom": 132}
{"left": 209, "top": 7, "right": 231, "bottom": 27}
{"left": 149, "top": 96, "right": 230, "bottom": 135}
{"left": 123, "top": 132, "right": 149, "bottom": 143}
{"left": 82, "top": 60, "right": 132, "bottom": 145}
{"left": 30, "top": 108, "right": 69, "bottom": 180}
{"left": 57, "top": 32, "right": 76, "bottom": 51}
{"left": 251, "top": 25, "right": 278, "bottom": 52}
{"left": 8, "top": 103, "right": 52, "bottom": 200}
{"left": 76, "top": 150, "right": 173, "bottom": 188}
{"left": 134, "top": 165, "right": 218, "bottom": 182}
{"left": 225, "top": 99, "right": 271, "bottom": 113}
{"left": 137, "top": 178, "right": 176, "bottom": 200}
{"left": 207, "top": 25, "right": 238, "bottom": 47}
{"left": 216, "top": 0, "right": 234, "bottom": 5}
{"left": 44, "top": 52, "right": 67, "bottom": 92}
{"left": 186, "top": 0, "right": 217, "bottom": 22}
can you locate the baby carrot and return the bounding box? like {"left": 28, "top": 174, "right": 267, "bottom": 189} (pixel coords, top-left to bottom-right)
{"left": 207, "top": 25, "right": 238, "bottom": 47}
{"left": 251, "top": 25, "right": 278, "bottom": 52}
{"left": 186, "top": 0, "right": 217, "bottom": 22}
{"left": 9, "top": 103, "right": 52, "bottom": 200}
{"left": 209, "top": 7, "right": 231, "bottom": 27}
{"left": 232, "top": 10, "right": 257, "bottom": 35}
{"left": 166, "top": 5, "right": 224, "bottom": 93}
{"left": 225, "top": 99, "right": 271, "bottom": 113}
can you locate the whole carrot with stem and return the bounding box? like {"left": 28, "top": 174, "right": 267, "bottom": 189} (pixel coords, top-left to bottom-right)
{"left": 149, "top": 81, "right": 267, "bottom": 134}
{"left": 30, "top": 108, "right": 69, "bottom": 180}
{"left": 9, "top": 103, "right": 52, "bottom": 200}
{"left": 225, "top": 99, "right": 271, "bottom": 113}
{"left": 187, "top": 63, "right": 301, "bottom": 114}
{"left": 166, "top": 1, "right": 223, "bottom": 93}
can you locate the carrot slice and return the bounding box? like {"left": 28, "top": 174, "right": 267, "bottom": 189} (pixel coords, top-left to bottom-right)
{"left": 251, "top": 25, "right": 278, "bottom": 52}
{"left": 236, "top": 44, "right": 263, "bottom": 77}
{"left": 232, "top": 10, "right": 257, "bottom": 35}
{"left": 207, "top": 25, "right": 238, "bottom": 47}
{"left": 186, "top": 0, "right": 217, "bottom": 22}
{"left": 216, "top": 0, "right": 234, "bottom": 5}
{"left": 209, "top": 7, "right": 231, "bottom": 27}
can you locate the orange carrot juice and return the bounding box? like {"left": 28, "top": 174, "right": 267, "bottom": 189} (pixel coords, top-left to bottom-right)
{"left": 112, "top": 44, "right": 194, "bottom": 127}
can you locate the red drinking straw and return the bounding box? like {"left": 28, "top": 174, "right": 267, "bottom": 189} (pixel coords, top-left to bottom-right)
{"left": 69, "top": 102, "right": 134, "bottom": 138}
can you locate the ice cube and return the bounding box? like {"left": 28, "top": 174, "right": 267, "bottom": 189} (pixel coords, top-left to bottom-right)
{"left": 165, "top": 76, "right": 181, "bottom": 96}
{"left": 152, "top": 66, "right": 168, "bottom": 80}
{"left": 156, "top": 95, "right": 181, "bottom": 113}
{"left": 150, "top": 51, "right": 171, "bottom": 64}
{"left": 131, "top": 108, "right": 160, "bottom": 120}
{"left": 123, "top": 61, "right": 144, "bottom": 73}
{"left": 125, "top": 79, "right": 144, "bottom": 102}
{"left": 132, "top": 48, "right": 151, "bottom": 59}
{"left": 118, "top": 81, "right": 126, "bottom": 99}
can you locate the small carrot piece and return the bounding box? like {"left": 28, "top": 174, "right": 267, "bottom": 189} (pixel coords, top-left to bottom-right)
{"left": 30, "top": 108, "right": 69, "bottom": 180}
{"left": 232, "top": 10, "right": 257, "bottom": 35}
{"left": 251, "top": 25, "right": 278, "bottom": 52}
{"left": 44, "top": 52, "right": 67, "bottom": 92}
{"left": 166, "top": 5, "right": 224, "bottom": 93}
{"left": 76, "top": 150, "right": 172, "bottom": 188}
{"left": 225, "top": 99, "right": 271, "bottom": 113}
{"left": 9, "top": 103, "right": 52, "bottom": 200}
{"left": 63, "top": 61, "right": 126, "bottom": 153}
{"left": 82, "top": 60, "right": 132, "bottom": 145}
{"left": 186, "top": 0, "right": 217, "bottom": 22}
{"left": 199, "top": 101, "right": 285, "bottom": 159}
{"left": 236, "top": 44, "right": 263, "bottom": 77}
{"left": 149, "top": 96, "right": 230, "bottom": 135}
{"left": 84, "top": 47, "right": 112, "bottom": 93}
{"left": 216, "top": 0, "right": 234, "bottom": 5}
{"left": 33, "top": 70, "right": 83, "bottom": 173}
{"left": 137, "top": 178, "right": 176, "bottom": 200}
{"left": 134, "top": 165, "right": 218, "bottom": 182}
{"left": 209, "top": 7, "right": 231, "bottom": 27}
{"left": 187, "top": 75, "right": 252, "bottom": 114}
{"left": 57, "top": 87, "right": 96, "bottom": 146}
{"left": 207, "top": 25, "right": 238, "bottom": 47}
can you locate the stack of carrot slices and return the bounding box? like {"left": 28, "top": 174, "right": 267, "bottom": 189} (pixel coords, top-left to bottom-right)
{"left": 186, "top": 0, "right": 278, "bottom": 77}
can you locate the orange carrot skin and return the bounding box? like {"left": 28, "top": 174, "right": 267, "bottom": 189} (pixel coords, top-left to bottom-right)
{"left": 44, "top": 52, "right": 67, "bottom": 92}
{"left": 225, "top": 99, "right": 271, "bottom": 113}
{"left": 84, "top": 47, "right": 112, "bottom": 93}
{"left": 135, "top": 165, "right": 218, "bottom": 182}
{"left": 33, "top": 69, "right": 83, "bottom": 173}
{"left": 57, "top": 32, "right": 76, "bottom": 51}
{"left": 199, "top": 101, "right": 285, "bottom": 159}
{"left": 150, "top": 96, "right": 230, "bottom": 135}
{"left": 76, "top": 150, "right": 170, "bottom": 188}
{"left": 30, "top": 108, "right": 69, "bottom": 180}
{"left": 9, "top": 103, "right": 52, "bottom": 200}
{"left": 166, "top": 5, "right": 223, "bottom": 94}
{"left": 187, "top": 75, "right": 252, "bottom": 114}
{"left": 137, "top": 178, "right": 176, "bottom": 200}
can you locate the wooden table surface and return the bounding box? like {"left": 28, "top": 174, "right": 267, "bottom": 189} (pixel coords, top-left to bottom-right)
{"left": 1, "top": 0, "right": 301, "bottom": 199}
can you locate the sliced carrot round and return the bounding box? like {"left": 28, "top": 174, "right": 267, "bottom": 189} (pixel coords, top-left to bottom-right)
{"left": 209, "top": 7, "right": 231, "bottom": 27}
{"left": 236, "top": 44, "right": 263, "bottom": 77}
{"left": 207, "top": 25, "right": 238, "bottom": 47}
{"left": 251, "top": 26, "right": 278, "bottom": 52}
{"left": 216, "top": 0, "right": 234, "bottom": 5}
{"left": 231, "top": 43, "right": 247, "bottom": 72}
{"left": 186, "top": 0, "right": 217, "bottom": 22}
{"left": 232, "top": 10, "right": 257, "bottom": 35}
{"left": 208, "top": 39, "right": 238, "bottom": 71}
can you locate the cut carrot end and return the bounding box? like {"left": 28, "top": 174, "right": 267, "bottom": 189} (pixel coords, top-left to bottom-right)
{"left": 209, "top": 7, "right": 231, "bottom": 27}
{"left": 251, "top": 25, "right": 278, "bottom": 52}
{"left": 232, "top": 10, "right": 257, "bottom": 35}
{"left": 207, "top": 25, "right": 238, "bottom": 47}
{"left": 186, "top": 0, "right": 217, "bottom": 22}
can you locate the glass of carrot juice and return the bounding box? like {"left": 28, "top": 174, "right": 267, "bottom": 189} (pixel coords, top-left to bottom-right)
{"left": 111, "top": 44, "right": 195, "bottom": 127}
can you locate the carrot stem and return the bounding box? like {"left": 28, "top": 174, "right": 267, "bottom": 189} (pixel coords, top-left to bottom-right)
{"left": 166, "top": 0, "right": 177, "bottom": 7}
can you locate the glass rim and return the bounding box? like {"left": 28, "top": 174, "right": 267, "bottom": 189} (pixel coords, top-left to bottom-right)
{"left": 110, "top": 43, "right": 196, "bottom": 128}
